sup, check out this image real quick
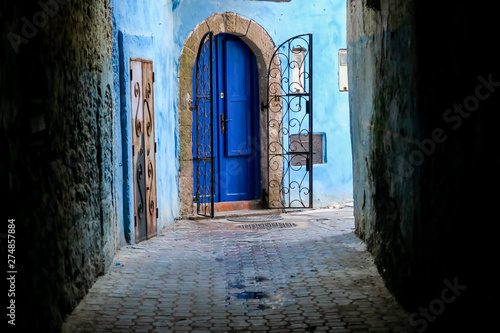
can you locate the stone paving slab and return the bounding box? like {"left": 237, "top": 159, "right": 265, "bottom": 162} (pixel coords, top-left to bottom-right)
{"left": 62, "top": 207, "right": 415, "bottom": 332}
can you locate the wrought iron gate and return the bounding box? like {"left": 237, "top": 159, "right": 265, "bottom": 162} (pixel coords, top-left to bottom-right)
{"left": 194, "top": 32, "right": 215, "bottom": 217}
{"left": 266, "top": 34, "right": 313, "bottom": 209}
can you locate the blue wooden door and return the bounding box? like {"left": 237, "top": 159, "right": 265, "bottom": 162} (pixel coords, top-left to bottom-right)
{"left": 193, "top": 34, "right": 260, "bottom": 205}
{"left": 217, "top": 35, "right": 260, "bottom": 202}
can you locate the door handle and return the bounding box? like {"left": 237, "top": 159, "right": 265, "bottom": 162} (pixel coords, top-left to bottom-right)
{"left": 221, "top": 113, "right": 232, "bottom": 134}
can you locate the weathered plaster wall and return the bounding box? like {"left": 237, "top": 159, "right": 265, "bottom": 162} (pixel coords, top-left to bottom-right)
{"left": 348, "top": 0, "right": 499, "bottom": 330}
{"left": 111, "top": 0, "right": 179, "bottom": 241}
{"left": 1, "top": 0, "right": 118, "bottom": 331}
{"left": 347, "top": 0, "right": 418, "bottom": 298}
{"left": 174, "top": 0, "right": 352, "bottom": 211}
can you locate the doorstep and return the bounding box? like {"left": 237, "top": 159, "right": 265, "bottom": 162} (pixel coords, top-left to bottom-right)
{"left": 190, "top": 200, "right": 282, "bottom": 220}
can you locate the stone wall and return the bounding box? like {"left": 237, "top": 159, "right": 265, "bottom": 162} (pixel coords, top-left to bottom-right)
{"left": 347, "top": 0, "right": 418, "bottom": 300}
{"left": 1, "top": 0, "right": 118, "bottom": 331}
{"left": 348, "top": 0, "right": 499, "bottom": 330}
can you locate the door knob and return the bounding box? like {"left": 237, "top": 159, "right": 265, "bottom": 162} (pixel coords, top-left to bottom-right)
{"left": 221, "top": 113, "right": 232, "bottom": 134}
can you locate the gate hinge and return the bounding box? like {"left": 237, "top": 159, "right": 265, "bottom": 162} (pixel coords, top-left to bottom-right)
{"left": 261, "top": 102, "right": 268, "bottom": 112}
{"left": 156, "top": 208, "right": 158, "bottom": 218}
{"left": 134, "top": 215, "right": 137, "bottom": 227}
{"left": 130, "top": 69, "right": 133, "bottom": 81}
{"left": 153, "top": 72, "right": 155, "bottom": 83}
{"left": 132, "top": 145, "right": 135, "bottom": 156}
{"left": 154, "top": 142, "right": 157, "bottom": 153}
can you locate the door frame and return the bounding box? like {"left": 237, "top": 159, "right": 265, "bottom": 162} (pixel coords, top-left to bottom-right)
{"left": 178, "top": 13, "right": 277, "bottom": 217}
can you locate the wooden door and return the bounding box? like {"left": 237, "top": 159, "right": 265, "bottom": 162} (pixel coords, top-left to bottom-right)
{"left": 131, "top": 59, "right": 157, "bottom": 242}
{"left": 218, "top": 35, "right": 260, "bottom": 202}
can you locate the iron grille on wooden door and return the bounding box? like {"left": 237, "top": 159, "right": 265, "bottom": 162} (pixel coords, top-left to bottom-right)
{"left": 130, "top": 59, "right": 158, "bottom": 242}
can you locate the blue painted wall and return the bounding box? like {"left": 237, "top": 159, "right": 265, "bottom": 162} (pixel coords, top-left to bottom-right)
{"left": 173, "top": 0, "right": 352, "bottom": 207}
{"left": 111, "top": 0, "right": 352, "bottom": 241}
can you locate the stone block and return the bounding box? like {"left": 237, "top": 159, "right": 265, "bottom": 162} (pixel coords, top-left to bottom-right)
{"left": 178, "top": 77, "right": 194, "bottom": 113}
{"left": 243, "top": 21, "right": 275, "bottom": 59}
{"left": 178, "top": 49, "right": 196, "bottom": 79}
{"left": 179, "top": 177, "right": 194, "bottom": 216}
{"left": 179, "top": 151, "right": 193, "bottom": 178}
{"left": 179, "top": 109, "right": 193, "bottom": 127}
{"left": 205, "top": 13, "right": 225, "bottom": 35}
{"left": 178, "top": 128, "right": 193, "bottom": 168}
{"left": 223, "top": 12, "right": 237, "bottom": 34}
{"left": 183, "top": 21, "right": 211, "bottom": 55}
{"left": 235, "top": 13, "right": 251, "bottom": 36}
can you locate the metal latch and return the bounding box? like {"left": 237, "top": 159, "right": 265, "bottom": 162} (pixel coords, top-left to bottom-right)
{"left": 221, "top": 113, "right": 232, "bottom": 134}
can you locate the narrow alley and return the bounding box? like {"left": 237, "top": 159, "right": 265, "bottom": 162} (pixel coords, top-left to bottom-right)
{"left": 62, "top": 207, "right": 413, "bottom": 333}
{"left": 3, "top": 1, "right": 498, "bottom": 332}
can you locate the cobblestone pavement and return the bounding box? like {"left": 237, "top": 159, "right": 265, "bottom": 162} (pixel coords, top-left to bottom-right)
{"left": 62, "top": 206, "right": 414, "bottom": 332}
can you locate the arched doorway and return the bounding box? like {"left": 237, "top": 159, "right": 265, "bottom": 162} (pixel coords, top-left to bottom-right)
{"left": 177, "top": 13, "right": 276, "bottom": 217}
{"left": 193, "top": 33, "right": 261, "bottom": 210}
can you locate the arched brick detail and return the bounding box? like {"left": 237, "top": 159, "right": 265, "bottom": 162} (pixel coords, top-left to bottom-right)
{"left": 177, "top": 12, "right": 276, "bottom": 216}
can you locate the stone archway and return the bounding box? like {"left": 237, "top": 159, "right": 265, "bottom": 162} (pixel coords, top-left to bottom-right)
{"left": 177, "top": 12, "right": 276, "bottom": 216}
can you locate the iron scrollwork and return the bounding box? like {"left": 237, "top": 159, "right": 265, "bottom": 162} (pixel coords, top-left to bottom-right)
{"left": 148, "top": 160, "right": 155, "bottom": 216}
{"left": 145, "top": 82, "right": 153, "bottom": 137}
{"left": 136, "top": 147, "right": 145, "bottom": 220}
{"left": 194, "top": 32, "right": 215, "bottom": 217}
{"left": 267, "top": 34, "right": 313, "bottom": 209}
{"left": 134, "top": 82, "right": 142, "bottom": 137}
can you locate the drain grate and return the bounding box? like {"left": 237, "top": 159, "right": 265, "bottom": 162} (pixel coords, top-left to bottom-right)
{"left": 237, "top": 222, "right": 298, "bottom": 230}
{"left": 227, "top": 215, "right": 283, "bottom": 222}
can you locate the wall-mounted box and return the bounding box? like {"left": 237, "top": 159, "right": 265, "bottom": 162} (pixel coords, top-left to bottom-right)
{"left": 291, "top": 46, "right": 306, "bottom": 93}
{"left": 289, "top": 133, "right": 326, "bottom": 166}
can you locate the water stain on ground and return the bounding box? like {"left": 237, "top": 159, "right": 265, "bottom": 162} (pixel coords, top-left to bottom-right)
{"left": 235, "top": 291, "right": 267, "bottom": 300}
